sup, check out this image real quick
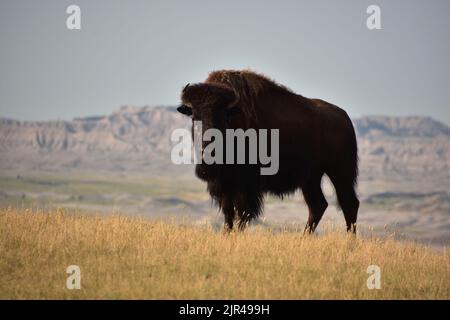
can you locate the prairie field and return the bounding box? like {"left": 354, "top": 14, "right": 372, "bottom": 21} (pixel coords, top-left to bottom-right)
{"left": 0, "top": 207, "right": 448, "bottom": 300}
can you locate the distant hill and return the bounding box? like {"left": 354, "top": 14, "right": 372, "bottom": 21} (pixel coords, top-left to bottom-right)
{"left": 0, "top": 106, "right": 186, "bottom": 154}
{"left": 353, "top": 116, "right": 449, "bottom": 138}
{"left": 0, "top": 106, "right": 449, "bottom": 180}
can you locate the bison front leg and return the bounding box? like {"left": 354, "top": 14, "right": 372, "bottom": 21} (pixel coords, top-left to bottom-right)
{"left": 235, "top": 191, "right": 264, "bottom": 231}
{"left": 221, "top": 198, "right": 236, "bottom": 232}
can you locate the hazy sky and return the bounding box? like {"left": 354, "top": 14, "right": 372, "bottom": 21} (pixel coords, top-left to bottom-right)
{"left": 1, "top": 0, "right": 449, "bottom": 123}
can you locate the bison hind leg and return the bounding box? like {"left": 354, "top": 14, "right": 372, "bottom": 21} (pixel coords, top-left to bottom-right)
{"left": 302, "top": 175, "right": 328, "bottom": 234}
{"left": 337, "top": 185, "right": 359, "bottom": 233}
{"left": 328, "top": 174, "right": 360, "bottom": 233}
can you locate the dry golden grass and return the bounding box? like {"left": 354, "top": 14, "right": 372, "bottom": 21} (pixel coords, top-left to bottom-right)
{"left": 0, "top": 207, "right": 448, "bottom": 299}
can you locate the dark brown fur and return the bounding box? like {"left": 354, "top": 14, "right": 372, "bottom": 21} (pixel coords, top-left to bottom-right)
{"left": 178, "top": 70, "right": 359, "bottom": 233}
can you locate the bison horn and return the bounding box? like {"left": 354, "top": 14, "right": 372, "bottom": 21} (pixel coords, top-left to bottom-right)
{"left": 183, "top": 83, "right": 190, "bottom": 92}
{"left": 177, "top": 104, "right": 192, "bottom": 116}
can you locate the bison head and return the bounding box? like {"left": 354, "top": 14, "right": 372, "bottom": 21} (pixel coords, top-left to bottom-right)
{"left": 177, "top": 83, "right": 243, "bottom": 180}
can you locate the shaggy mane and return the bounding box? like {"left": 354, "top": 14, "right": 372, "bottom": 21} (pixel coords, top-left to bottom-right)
{"left": 205, "top": 69, "right": 292, "bottom": 123}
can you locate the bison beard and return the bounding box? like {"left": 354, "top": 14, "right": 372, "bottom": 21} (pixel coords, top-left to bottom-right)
{"left": 178, "top": 70, "right": 360, "bottom": 233}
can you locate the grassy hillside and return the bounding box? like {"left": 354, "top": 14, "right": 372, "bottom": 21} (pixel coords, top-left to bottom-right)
{"left": 0, "top": 208, "right": 448, "bottom": 299}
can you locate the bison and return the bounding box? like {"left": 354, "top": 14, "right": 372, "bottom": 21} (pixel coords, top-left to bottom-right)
{"left": 177, "top": 70, "right": 359, "bottom": 233}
